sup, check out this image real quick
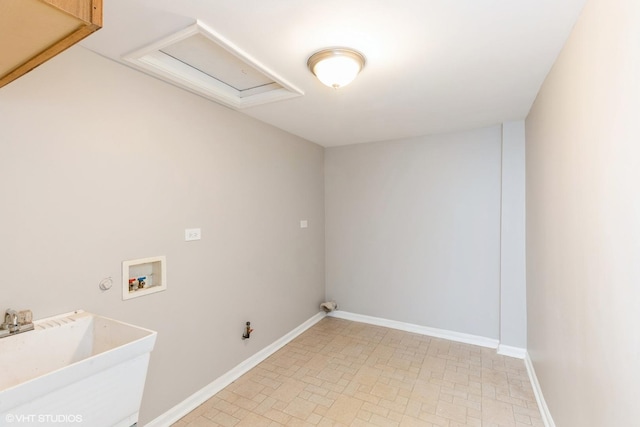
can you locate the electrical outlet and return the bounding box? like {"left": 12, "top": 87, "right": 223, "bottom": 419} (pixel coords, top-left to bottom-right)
{"left": 185, "top": 228, "right": 201, "bottom": 241}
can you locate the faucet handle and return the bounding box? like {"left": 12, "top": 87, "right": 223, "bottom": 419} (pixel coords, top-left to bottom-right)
{"left": 18, "top": 310, "right": 33, "bottom": 325}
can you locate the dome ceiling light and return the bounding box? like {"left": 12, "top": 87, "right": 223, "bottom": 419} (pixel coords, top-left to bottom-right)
{"left": 307, "top": 48, "right": 366, "bottom": 89}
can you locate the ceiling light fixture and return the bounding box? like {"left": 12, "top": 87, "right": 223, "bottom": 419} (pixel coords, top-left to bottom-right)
{"left": 307, "top": 48, "right": 365, "bottom": 89}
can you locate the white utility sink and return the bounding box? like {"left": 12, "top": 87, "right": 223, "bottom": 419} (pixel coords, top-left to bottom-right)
{"left": 0, "top": 310, "right": 157, "bottom": 427}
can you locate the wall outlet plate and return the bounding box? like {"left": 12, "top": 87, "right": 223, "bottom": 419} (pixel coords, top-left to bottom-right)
{"left": 185, "top": 228, "right": 201, "bottom": 241}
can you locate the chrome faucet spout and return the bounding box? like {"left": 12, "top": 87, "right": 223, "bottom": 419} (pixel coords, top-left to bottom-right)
{"left": 6, "top": 309, "right": 17, "bottom": 324}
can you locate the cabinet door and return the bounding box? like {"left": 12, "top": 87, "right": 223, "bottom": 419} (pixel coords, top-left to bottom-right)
{"left": 0, "top": 0, "right": 102, "bottom": 88}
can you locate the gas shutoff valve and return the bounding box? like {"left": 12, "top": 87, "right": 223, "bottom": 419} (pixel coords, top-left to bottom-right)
{"left": 242, "top": 321, "right": 253, "bottom": 340}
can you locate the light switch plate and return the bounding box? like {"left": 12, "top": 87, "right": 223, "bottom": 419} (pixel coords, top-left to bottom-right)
{"left": 300, "top": 220, "right": 308, "bottom": 228}
{"left": 185, "top": 228, "right": 202, "bottom": 241}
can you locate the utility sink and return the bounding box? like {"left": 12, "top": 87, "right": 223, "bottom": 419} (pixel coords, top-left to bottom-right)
{"left": 0, "top": 311, "right": 157, "bottom": 427}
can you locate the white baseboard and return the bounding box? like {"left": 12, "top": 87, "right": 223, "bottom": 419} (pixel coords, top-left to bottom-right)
{"left": 328, "top": 310, "right": 499, "bottom": 349}
{"left": 524, "top": 352, "right": 556, "bottom": 427}
{"left": 146, "top": 312, "right": 326, "bottom": 427}
{"left": 497, "top": 344, "right": 527, "bottom": 359}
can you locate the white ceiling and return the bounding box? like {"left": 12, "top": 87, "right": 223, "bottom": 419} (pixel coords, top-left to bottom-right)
{"left": 81, "top": 0, "right": 586, "bottom": 147}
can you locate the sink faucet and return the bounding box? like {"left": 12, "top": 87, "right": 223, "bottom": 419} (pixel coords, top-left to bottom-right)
{"left": 1, "top": 309, "right": 33, "bottom": 336}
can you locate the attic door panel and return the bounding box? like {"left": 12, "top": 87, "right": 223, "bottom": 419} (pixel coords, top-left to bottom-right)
{"left": 160, "top": 33, "right": 274, "bottom": 92}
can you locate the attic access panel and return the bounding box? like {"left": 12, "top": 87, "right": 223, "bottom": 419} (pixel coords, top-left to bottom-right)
{"left": 123, "top": 21, "right": 303, "bottom": 109}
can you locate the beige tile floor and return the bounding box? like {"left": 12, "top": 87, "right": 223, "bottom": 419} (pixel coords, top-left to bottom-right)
{"left": 173, "top": 317, "right": 543, "bottom": 427}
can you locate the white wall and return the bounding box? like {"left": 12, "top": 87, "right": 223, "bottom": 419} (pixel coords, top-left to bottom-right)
{"left": 0, "top": 46, "right": 325, "bottom": 424}
{"left": 526, "top": 0, "right": 640, "bottom": 425}
{"left": 500, "top": 121, "right": 527, "bottom": 349}
{"left": 325, "top": 127, "right": 502, "bottom": 339}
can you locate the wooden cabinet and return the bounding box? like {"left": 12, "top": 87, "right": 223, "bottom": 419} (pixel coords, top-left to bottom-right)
{"left": 0, "top": 0, "right": 102, "bottom": 88}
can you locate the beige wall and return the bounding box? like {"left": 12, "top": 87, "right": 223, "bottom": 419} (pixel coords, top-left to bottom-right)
{"left": 526, "top": 0, "right": 640, "bottom": 425}
{"left": 0, "top": 46, "right": 325, "bottom": 424}
{"left": 325, "top": 127, "right": 502, "bottom": 339}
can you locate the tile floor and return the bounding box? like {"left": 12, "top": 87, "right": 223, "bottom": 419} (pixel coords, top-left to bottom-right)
{"left": 173, "top": 317, "right": 543, "bottom": 427}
